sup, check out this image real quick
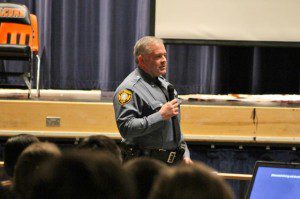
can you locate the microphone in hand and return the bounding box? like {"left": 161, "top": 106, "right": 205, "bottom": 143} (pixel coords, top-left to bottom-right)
{"left": 167, "top": 84, "right": 175, "bottom": 101}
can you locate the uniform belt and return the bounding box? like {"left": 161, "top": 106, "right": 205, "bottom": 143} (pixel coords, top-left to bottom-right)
{"left": 123, "top": 146, "right": 184, "bottom": 165}
{"left": 143, "top": 148, "right": 181, "bottom": 164}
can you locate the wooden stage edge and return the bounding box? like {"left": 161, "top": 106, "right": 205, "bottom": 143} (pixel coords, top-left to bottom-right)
{"left": 0, "top": 89, "right": 300, "bottom": 144}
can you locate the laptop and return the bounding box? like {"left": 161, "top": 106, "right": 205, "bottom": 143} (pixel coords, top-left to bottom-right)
{"left": 246, "top": 161, "right": 300, "bottom": 199}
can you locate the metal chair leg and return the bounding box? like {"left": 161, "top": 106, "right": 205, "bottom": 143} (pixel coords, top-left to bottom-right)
{"left": 36, "top": 54, "right": 41, "bottom": 98}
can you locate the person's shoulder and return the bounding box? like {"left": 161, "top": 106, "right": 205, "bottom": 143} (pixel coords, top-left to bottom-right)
{"left": 115, "top": 70, "right": 142, "bottom": 93}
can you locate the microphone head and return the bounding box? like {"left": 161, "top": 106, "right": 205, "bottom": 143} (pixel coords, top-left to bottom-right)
{"left": 167, "top": 84, "right": 174, "bottom": 93}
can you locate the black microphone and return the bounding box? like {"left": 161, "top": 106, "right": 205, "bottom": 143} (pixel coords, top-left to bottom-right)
{"left": 167, "top": 84, "right": 175, "bottom": 101}
{"left": 167, "top": 84, "right": 180, "bottom": 143}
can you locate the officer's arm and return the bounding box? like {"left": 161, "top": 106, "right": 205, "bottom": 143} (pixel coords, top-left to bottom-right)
{"left": 178, "top": 102, "right": 191, "bottom": 159}
{"left": 180, "top": 138, "right": 192, "bottom": 163}
{"left": 113, "top": 90, "right": 164, "bottom": 139}
{"left": 183, "top": 142, "right": 191, "bottom": 158}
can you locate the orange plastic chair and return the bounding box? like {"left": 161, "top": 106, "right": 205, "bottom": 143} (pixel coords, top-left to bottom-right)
{"left": 0, "top": 3, "right": 40, "bottom": 98}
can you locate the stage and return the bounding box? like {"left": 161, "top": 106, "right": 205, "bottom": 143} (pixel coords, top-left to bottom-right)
{"left": 0, "top": 89, "right": 300, "bottom": 144}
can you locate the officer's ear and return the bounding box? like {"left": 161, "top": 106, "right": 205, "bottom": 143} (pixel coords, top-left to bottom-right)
{"left": 138, "top": 55, "right": 144, "bottom": 66}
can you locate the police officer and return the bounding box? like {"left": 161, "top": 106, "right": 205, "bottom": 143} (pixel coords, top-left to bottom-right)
{"left": 113, "top": 36, "right": 193, "bottom": 165}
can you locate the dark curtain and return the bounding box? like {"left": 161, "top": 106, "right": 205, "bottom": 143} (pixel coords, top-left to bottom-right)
{"left": 1, "top": 0, "right": 300, "bottom": 94}
{"left": 167, "top": 45, "right": 300, "bottom": 94}
{"left": 1, "top": 0, "right": 151, "bottom": 90}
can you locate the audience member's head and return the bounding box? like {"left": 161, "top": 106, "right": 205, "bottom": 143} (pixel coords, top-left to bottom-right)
{"left": 77, "top": 135, "right": 122, "bottom": 163}
{"left": 123, "top": 157, "right": 168, "bottom": 199}
{"left": 149, "top": 162, "right": 234, "bottom": 199}
{"left": 4, "top": 134, "right": 40, "bottom": 177}
{"left": 30, "top": 150, "right": 135, "bottom": 199}
{"left": 13, "top": 142, "right": 61, "bottom": 199}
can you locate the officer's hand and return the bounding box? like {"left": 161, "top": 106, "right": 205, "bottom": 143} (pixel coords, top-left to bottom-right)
{"left": 159, "top": 99, "right": 179, "bottom": 120}
{"left": 183, "top": 157, "right": 193, "bottom": 165}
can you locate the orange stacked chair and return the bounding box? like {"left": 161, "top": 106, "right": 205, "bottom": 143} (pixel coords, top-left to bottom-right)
{"left": 0, "top": 3, "right": 40, "bottom": 98}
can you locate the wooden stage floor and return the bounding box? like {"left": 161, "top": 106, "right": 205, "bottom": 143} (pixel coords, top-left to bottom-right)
{"left": 0, "top": 89, "right": 300, "bottom": 144}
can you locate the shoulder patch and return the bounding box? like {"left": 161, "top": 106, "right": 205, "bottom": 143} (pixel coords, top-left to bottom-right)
{"left": 118, "top": 90, "right": 132, "bottom": 105}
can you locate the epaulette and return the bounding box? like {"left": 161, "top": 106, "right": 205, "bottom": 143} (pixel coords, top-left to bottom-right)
{"left": 132, "top": 75, "right": 142, "bottom": 87}
{"left": 121, "top": 74, "right": 141, "bottom": 90}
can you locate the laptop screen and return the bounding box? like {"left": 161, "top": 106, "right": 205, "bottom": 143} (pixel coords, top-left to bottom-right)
{"left": 246, "top": 161, "right": 300, "bottom": 199}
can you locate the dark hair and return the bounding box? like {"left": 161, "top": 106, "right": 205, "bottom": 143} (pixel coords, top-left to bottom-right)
{"left": 4, "top": 134, "right": 40, "bottom": 177}
{"left": 149, "top": 162, "right": 234, "bottom": 199}
{"left": 13, "top": 142, "right": 61, "bottom": 199}
{"left": 123, "top": 157, "right": 168, "bottom": 199}
{"left": 30, "top": 150, "right": 135, "bottom": 199}
{"left": 77, "top": 135, "right": 122, "bottom": 163}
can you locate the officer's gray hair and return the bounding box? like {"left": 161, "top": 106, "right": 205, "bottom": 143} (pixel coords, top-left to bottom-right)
{"left": 133, "top": 36, "right": 164, "bottom": 64}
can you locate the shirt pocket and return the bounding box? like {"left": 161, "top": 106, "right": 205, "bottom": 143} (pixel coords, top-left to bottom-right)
{"left": 149, "top": 100, "right": 163, "bottom": 111}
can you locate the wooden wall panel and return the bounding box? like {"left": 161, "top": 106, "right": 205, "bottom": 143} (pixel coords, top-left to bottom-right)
{"left": 0, "top": 100, "right": 299, "bottom": 143}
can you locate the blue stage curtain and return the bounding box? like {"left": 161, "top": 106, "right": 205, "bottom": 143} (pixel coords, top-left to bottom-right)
{"left": 166, "top": 45, "right": 300, "bottom": 94}
{"left": 1, "top": 0, "right": 299, "bottom": 94}
{"left": 1, "top": 0, "right": 151, "bottom": 90}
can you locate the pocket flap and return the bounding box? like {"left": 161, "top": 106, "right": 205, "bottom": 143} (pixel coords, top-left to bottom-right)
{"left": 149, "top": 101, "right": 163, "bottom": 110}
